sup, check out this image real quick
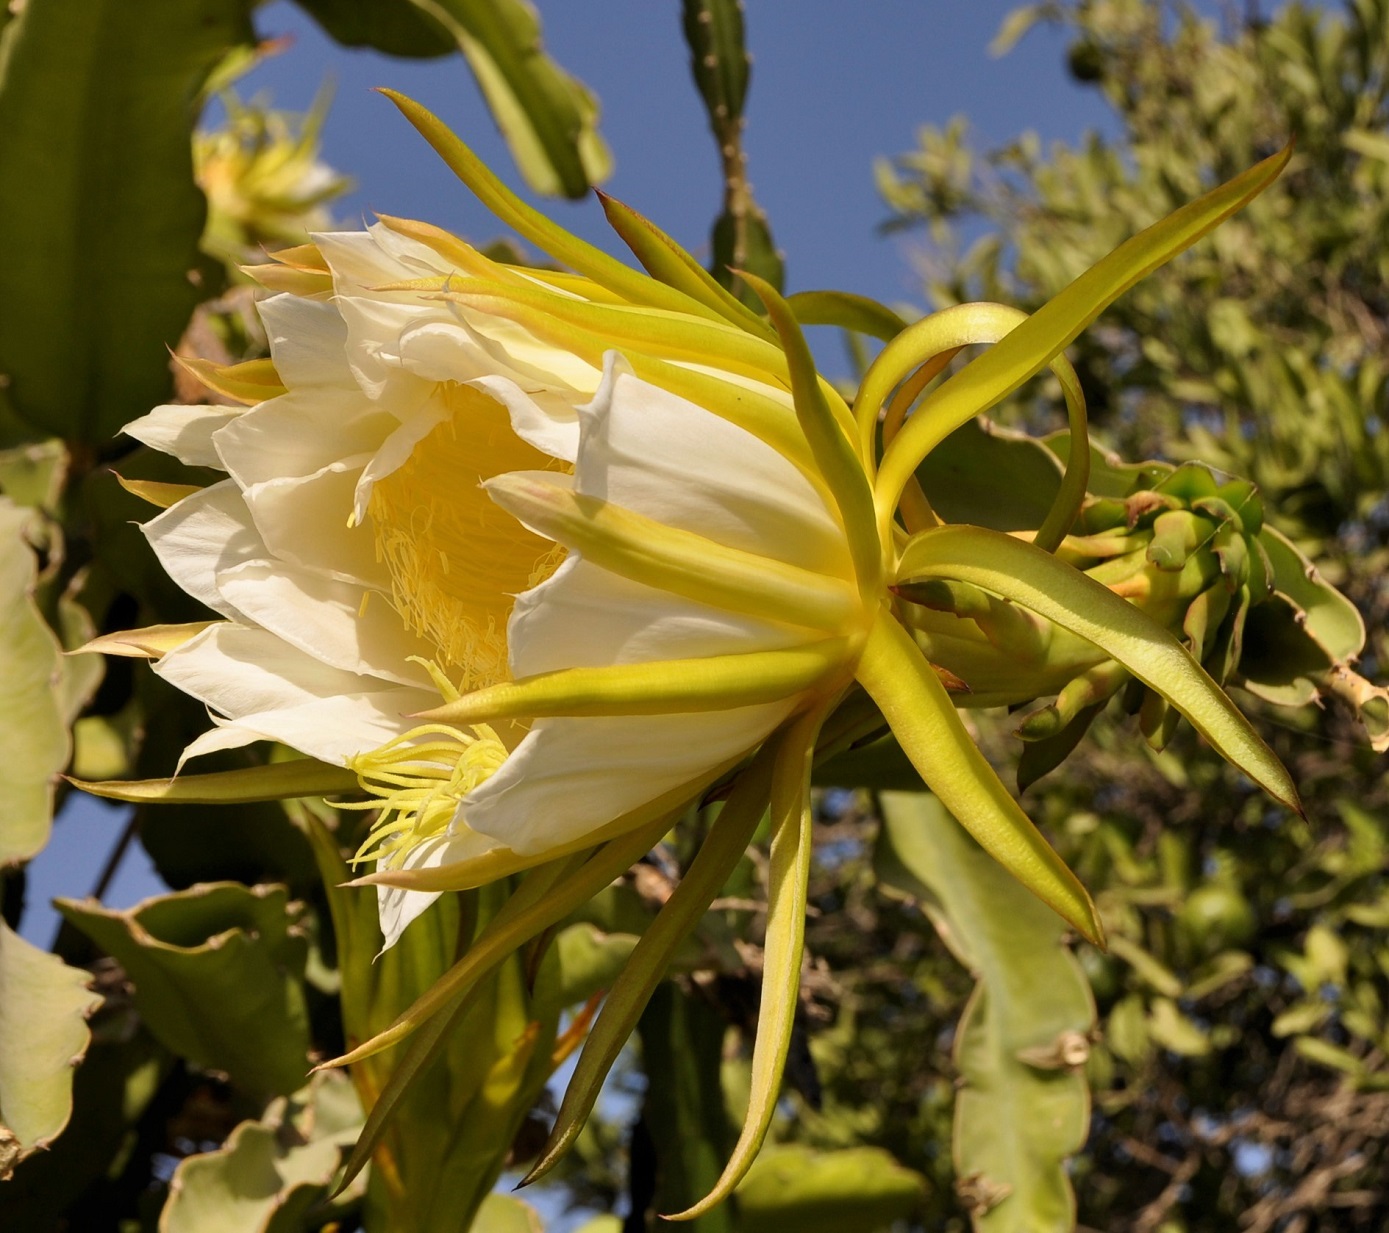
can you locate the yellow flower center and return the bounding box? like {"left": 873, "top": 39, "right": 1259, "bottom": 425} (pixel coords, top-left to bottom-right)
{"left": 368, "top": 381, "right": 563, "bottom": 689}
{"left": 345, "top": 722, "right": 509, "bottom": 869}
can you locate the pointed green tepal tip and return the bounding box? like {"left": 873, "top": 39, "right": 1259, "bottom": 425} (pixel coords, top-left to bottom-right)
{"left": 375, "top": 89, "right": 737, "bottom": 325}
{"left": 70, "top": 760, "right": 361, "bottom": 804}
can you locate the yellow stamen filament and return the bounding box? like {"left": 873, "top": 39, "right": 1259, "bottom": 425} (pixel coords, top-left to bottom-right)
{"left": 344, "top": 723, "right": 507, "bottom": 869}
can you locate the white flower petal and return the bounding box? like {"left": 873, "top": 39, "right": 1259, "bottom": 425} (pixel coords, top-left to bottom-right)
{"left": 375, "top": 824, "right": 507, "bottom": 949}
{"left": 241, "top": 463, "right": 388, "bottom": 588}
{"left": 143, "top": 481, "right": 261, "bottom": 620}
{"left": 376, "top": 885, "right": 440, "bottom": 952}
{"left": 214, "top": 386, "right": 401, "bottom": 490}
{"left": 316, "top": 224, "right": 450, "bottom": 290}
{"left": 155, "top": 624, "right": 435, "bottom": 764}
{"left": 351, "top": 397, "right": 451, "bottom": 519}
{"left": 258, "top": 294, "right": 357, "bottom": 390}
{"left": 442, "top": 312, "right": 599, "bottom": 396}
{"left": 463, "top": 702, "right": 793, "bottom": 854}
{"left": 215, "top": 559, "right": 433, "bottom": 686}
{"left": 576, "top": 355, "right": 851, "bottom": 576}
{"left": 510, "top": 556, "right": 808, "bottom": 678}
{"left": 176, "top": 721, "right": 266, "bottom": 767}
{"left": 124, "top": 404, "right": 241, "bottom": 469}
{"left": 319, "top": 226, "right": 599, "bottom": 401}
{"left": 471, "top": 375, "right": 581, "bottom": 464}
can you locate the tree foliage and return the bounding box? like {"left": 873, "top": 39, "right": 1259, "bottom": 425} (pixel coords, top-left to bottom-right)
{"left": 869, "top": 2, "right": 1389, "bottom": 1227}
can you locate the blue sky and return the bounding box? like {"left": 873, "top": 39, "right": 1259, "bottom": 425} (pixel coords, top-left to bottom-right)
{"left": 26, "top": 2, "right": 1121, "bottom": 941}
{"left": 246, "top": 0, "right": 1121, "bottom": 313}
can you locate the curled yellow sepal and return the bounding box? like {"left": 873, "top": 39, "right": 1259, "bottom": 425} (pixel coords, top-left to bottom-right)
{"left": 855, "top": 606, "right": 1105, "bottom": 945}
{"left": 72, "top": 622, "right": 214, "bottom": 659}
{"left": 173, "top": 356, "right": 286, "bottom": 406}
{"left": 864, "top": 144, "right": 1293, "bottom": 537}
{"left": 71, "top": 759, "right": 361, "bottom": 804}
{"left": 485, "top": 472, "right": 860, "bottom": 630}
{"left": 418, "top": 641, "right": 851, "bottom": 724}
{"left": 665, "top": 704, "right": 824, "bottom": 1220}
{"left": 114, "top": 476, "right": 201, "bottom": 510}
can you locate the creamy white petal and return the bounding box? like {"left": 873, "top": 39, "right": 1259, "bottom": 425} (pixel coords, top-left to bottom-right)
{"left": 214, "top": 386, "right": 401, "bottom": 489}
{"left": 241, "top": 463, "right": 389, "bottom": 588}
{"left": 462, "top": 702, "right": 794, "bottom": 854}
{"left": 157, "top": 623, "right": 392, "bottom": 718}
{"left": 376, "top": 885, "right": 440, "bottom": 952}
{"left": 155, "top": 625, "right": 435, "bottom": 763}
{"left": 124, "top": 404, "right": 242, "bottom": 469}
{"left": 576, "top": 355, "right": 851, "bottom": 576}
{"left": 316, "top": 225, "right": 451, "bottom": 292}
{"left": 375, "top": 824, "right": 507, "bottom": 949}
{"left": 258, "top": 294, "right": 357, "bottom": 390}
{"left": 471, "top": 375, "right": 581, "bottom": 464}
{"left": 215, "top": 559, "right": 433, "bottom": 687}
{"left": 351, "top": 397, "right": 451, "bottom": 519}
{"left": 176, "top": 720, "right": 266, "bottom": 767}
{"left": 329, "top": 293, "right": 448, "bottom": 400}
{"left": 319, "top": 226, "right": 599, "bottom": 400}
{"left": 209, "top": 695, "right": 430, "bottom": 765}
{"left": 509, "top": 557, "right": 809, "bottom": 678}
{"left": 143, "top": 481, "right": 261, "bottom": 620}
{"left": 441, "top": 309, "right": 600, "bottom": 395}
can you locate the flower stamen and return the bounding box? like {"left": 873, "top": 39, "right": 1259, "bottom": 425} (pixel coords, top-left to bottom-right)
{"left": 345, "top": 722, "right": 508, "bottom": 869}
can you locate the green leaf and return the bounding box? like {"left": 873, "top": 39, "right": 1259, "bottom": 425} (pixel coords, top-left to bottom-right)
{"left": 1107, "top": 935, "right": 1183, "bottom": 998}
{"left": 57, "top": 884, "right": 312, "bottom": 1098}
{"left": 896, "top": 524, "right": 1300, "bottom": 814}
{"left": 0, "top": 500, "right": 70, "bottom": 865}
{"left": 0, "top": 921, "right": 102, "bottom": 1175}
{"left": 917, "top": 418, "right": 1064, "bottom": 533}
{"left": 159, "top": 1071, "right": 364, "bottom": 1233}
{"left": 472, "top": 1193, "right": 545, "bottom": 1233}
{"left": 1044, "top": 432, "right": 1172, "bottom": 500}
{"left": 1259, "top": 525, "right": 1365, "bottom": 663}
{"left": 0, "top": 439, "right": 67, "bottom": 510}
{"left": 289, "top": 0, "right": 455, "bottom": 56}
{"left": 1293, "top": 1037, "right": 1369, "bottom": 1080}
{"left": 0, "top": 1025, "right": 169, "bottom": 1225}
{"left": 989, "top": 5, "right": 1048, "bottom": 56}
{"left": 530, "top": 921, "right": 638, "bottom": 1024}
{"left": 635, "top": 983, "right": 737, "bottom": 1231}
{"left": 876, "top": 792, "right": 1094, "bottom": 1233}
{"left": 0, "top": 0, "right": 252, "bottom": 441}
{"left": 1235, "top": 595, "right": 1329, "bottom": 707}
{"left": 404, "top": 0, "right": 612, "bottom": 198}
{"left": 812, "top": 733, "right": 924, "bottom": 791}
{"left": 1146, "top": 997, "right": 1211, "bottom": 1057}
{"left": 735, "top": 1144, "right": 928, "bottom": 1233}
